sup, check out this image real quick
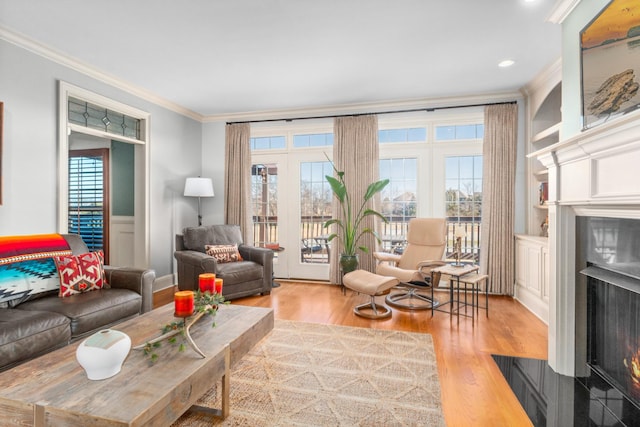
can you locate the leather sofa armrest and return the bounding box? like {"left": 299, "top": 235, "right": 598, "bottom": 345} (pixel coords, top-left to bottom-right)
{"left": 237, "top": 245, "right": 273, "bottom": 267}
{"left": 104, "top": 266, "right": 156, "bottom": 314}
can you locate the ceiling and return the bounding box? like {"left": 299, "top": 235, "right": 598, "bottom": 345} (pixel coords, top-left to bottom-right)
{"left": 0, "top": 0, "right": 562, "bottom": 119}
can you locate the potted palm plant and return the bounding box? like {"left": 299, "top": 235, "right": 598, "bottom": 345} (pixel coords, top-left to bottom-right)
{"left": 324, "top": 161, "right": 390, "bottom": 273}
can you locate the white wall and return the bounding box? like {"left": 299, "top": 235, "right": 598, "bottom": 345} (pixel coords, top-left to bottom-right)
{"left": 0, "top": 39, "right": 202, "bottom": 278}
{"left": 201, "top": 121, "right": 226, "bottom": 226}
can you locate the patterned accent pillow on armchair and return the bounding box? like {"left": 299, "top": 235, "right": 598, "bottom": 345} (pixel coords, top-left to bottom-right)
{"left": 54, "top": 252, "right": 106, "bottom": 297}
{"left": 205, "top": 244, "right": 243, "bottom": 263}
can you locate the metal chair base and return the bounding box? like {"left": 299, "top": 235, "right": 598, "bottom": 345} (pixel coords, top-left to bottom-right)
{"left": 385, "top": 286, "right": 440, "bottom": 310}
{"left": 354, "top": 296, "right": 392, "bottom": 319}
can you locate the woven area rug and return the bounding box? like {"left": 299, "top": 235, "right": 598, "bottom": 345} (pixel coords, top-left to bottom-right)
{"left": 173, "top": 320, "right": 445, "bottom": 426}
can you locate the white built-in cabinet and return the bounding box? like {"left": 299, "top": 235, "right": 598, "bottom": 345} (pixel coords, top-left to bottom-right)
{"left": 515, "top": 59, "right": 561, "bottom": 324}
{"left": 515, "top": 235, "right": 549, "bottom": 322}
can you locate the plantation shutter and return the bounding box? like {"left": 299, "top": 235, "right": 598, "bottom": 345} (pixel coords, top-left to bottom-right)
{"left": 68, "top": 149, "right": 109, "bottom": 257}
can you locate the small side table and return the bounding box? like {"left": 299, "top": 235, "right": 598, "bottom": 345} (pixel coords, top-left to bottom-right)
{"left": 265, "top": 244, "right": 285, "bottom": 288}
{"left": 430, "top": 264, "right": 479, "bottom": 324}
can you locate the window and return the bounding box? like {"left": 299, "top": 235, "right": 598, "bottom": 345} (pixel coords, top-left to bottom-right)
{"left": 445, "top": 155, "right": 482, "bottom": 262}
{"left": 251, "top": 164, "right": 278, "bottom": 247}
{"left": 379, "top": 158, "right": 417, "bottom": 252}
{"left": 435, "top": 124, "right": 484, "bottom": 141}
{"left": 68, "top": 97, "right": 141, "bottom": 141}
{"left": 299, "top": 161, "right": 333, "bottom": 263}
{"left": 68, "top": 149, "right": 109, "bottom": 261}
{"left": 250, "top": 136, "right": 286, "bottom": 150}
{"left": 379, "top": 127, "right": 426, "bottom": 143}
{"left": 293, "top": 133, "right": 333, "bottom": 148}
{"left": 250, "top": 111, "right": 484, "bottom": 279}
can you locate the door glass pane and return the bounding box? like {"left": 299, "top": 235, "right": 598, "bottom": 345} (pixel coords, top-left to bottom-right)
{"left": 445, "top": 155, "right": 482, "bottom": 263}
{"left": 379, "top": 158, "right": 417, "bottom": 253}
{"left": 68, "top": 154, "right": 104, "bottom": 253}
{"left": 251, "top": 164, "right": 279, "bottom": 254}
{"left": 300, "top": 161, "right": 332, "bottom": 264}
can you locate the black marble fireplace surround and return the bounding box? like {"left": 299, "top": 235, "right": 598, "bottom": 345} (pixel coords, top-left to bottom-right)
{"left": 496, "top": 217, "right": 640, "bottom": 426}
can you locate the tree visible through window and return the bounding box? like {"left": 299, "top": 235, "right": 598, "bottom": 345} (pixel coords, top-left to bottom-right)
{"left": 379, "top": 158, "right": 417, "bottom": 252}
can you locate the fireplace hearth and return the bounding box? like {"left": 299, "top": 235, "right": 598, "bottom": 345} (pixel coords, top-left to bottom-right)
{"left": 494, "top": 354, "right": 640, "bottom": 426}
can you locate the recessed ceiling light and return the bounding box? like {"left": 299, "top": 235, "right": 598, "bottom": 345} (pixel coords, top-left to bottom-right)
{"left": 498, "top": 59, "right": 515, "bottom": 68}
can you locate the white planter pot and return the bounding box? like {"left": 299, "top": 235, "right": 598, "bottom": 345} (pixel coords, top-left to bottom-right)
{"left": 76, "top": 329, "right": 131, "bottom": 380}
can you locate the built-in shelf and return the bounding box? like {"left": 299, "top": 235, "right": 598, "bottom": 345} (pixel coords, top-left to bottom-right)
{"left": 532, "top": 122, "right": 561, "bottom": 145}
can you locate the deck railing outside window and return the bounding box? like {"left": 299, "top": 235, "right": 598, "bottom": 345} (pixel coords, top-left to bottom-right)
{"left": 253, "top": 216, "right": 481, "bottom": 265}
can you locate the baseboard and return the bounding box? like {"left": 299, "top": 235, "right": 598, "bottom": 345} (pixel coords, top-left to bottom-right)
{"left": 153, "top": 274, "right": 175, "bottom": 293}
{"left": 514, "top": 284, "right": 549, "bottom": 325}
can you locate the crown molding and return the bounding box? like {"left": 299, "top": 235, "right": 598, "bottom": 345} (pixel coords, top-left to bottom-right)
{"left": 547, "top": 0, "right": 582, "bottom": 24}
{"left": 0, "top": 26, "right": 204, "bottom": 122}
{"left": 521, "top": 57, "right": 562, "bottom": 98}
{"left": 203, "top": 91, "right": 523, "bottom": 124}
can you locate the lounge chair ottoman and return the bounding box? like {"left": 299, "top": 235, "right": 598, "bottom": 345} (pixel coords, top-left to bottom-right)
{"left": 343, "top": 270, "right": 399, "bottom": 319}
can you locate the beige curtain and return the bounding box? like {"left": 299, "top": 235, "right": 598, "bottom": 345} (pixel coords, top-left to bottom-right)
{"left": 224, "top": 123, "right": 253, "bottom": 244}
{"left": 479, "top": 103, "right": 518, "bottom": 295}
{"left": 330, "top": 115, "right": 380, "bottom": 284}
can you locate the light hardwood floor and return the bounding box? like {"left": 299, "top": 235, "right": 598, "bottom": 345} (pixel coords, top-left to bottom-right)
{"left": 155, "top": 281, "right": 547, "bottom": 426}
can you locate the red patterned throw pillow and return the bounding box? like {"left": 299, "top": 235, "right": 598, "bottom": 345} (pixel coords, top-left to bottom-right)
{"left": 205, "top": 244, "right": 243, "bottom": 263}
{"left": 54, "top": 252, "right": 105, "bottom": 297}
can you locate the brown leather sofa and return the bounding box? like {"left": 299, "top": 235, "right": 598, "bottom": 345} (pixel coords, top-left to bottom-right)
{"left": 174, "top": 225, "right": 273, "bottom": 300}
{"left": 0, "top": 234, "right": 155, "bottom": 371}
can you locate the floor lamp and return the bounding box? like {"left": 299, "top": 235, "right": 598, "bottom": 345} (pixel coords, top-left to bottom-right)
{"left": 184, "top": 177, "right": 214, "bottom": 226}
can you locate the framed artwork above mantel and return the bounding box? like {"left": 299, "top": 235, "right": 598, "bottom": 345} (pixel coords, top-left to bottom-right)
{"left": 581, "top": 0, "right": 640, "bottom": 130}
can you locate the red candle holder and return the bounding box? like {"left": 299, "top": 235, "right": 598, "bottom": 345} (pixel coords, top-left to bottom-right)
{"left": 174, "top": 290, "right": 195, "bottom": 318}
{"left": 198, "top": 273, "right": 216, "bottom": 293}
{"left": 215, "top": 278, "right": 223, "bottom": 294}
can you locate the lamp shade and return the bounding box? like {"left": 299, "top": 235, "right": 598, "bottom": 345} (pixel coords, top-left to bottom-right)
{"left": 454, "top": 227, "right": 467, "bottom": 239}
{"left": 184, "top": 178, "right": 214, "bottom": 197}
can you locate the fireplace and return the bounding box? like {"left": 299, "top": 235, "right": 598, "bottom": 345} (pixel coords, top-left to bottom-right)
{"left": 497, "top": 216, "right": 640, "bottom": 426}
{"left": 584, "top": 268, "right": 640, "bottom": 406}
{"left": 577, "top": 216, "right": 640, "bottom": 424}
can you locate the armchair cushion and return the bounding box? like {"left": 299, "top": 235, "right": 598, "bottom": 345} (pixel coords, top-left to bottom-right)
{"left": 182, "top": 225, "right": 244, "bottom": 253}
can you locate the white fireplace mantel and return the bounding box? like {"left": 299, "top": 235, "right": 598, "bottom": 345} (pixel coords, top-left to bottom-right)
{"left": 533, "top": 111, "right": 640, "bottom": 376}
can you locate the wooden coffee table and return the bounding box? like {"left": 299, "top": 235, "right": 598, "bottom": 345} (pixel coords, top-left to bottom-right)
{"left": 0, "top": 303, "right": 274, "bottom": 426}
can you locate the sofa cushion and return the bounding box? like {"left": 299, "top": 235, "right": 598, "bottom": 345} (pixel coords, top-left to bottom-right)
{"left": 54, "top": 252, "right": 106, "bottom": 297}
{"left": 16, "top": 289, "right": 141, "bottom": 338}
{"left": 0, "top": 309, "right": 70, "bottom": 369}
{"left": 205, "top": 244, "right": 243, "bottom": 263}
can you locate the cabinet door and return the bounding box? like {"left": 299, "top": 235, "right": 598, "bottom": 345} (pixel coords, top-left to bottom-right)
{"left": 526, "top": 244, "right": 542, "bottom": 294}
{"left": 515, "top": 240, "right": 528, "bottom": 287}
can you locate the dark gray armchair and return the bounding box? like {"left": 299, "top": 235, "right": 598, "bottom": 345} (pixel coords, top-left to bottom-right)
{"left": 174, "top": 225, "right": 273, "bottom": 300}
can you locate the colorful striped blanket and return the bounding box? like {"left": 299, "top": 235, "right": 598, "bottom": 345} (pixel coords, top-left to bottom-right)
{"left": 0, "top": 234, "right": 72, "bottom": 304}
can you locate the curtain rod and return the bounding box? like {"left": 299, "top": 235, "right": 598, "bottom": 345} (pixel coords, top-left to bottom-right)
{"left": 226, "top": 100, "right": 517, "bottom": 125}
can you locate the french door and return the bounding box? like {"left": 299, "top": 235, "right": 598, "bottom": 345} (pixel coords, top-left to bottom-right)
{"left": 251, "top": 152, "right": 331, "bottom": 281}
